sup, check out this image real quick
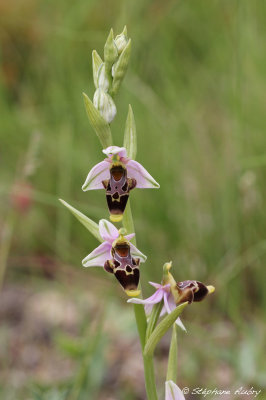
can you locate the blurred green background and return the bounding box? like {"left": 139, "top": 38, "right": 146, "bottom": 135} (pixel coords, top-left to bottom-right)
{"left": 0, "top": 0, "right": 266, "bottom": 399}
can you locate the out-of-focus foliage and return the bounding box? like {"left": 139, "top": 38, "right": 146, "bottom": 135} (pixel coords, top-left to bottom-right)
{"left": 0, "top": 0, "right": 266, "bottom": 399}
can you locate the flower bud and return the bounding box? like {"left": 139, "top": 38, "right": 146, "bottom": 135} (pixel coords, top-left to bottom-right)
{"left": 104, "top": 28, "right": 118, "bottom": 73}
{"left": 92, "top": 50, "right": 103, "bottom": 89}
{"left": 93, "top": 89, "right": 117, "bottom": 123}
{"left": 114, "top": 26, "right": 128, "bottom": 54}
{"left": 97, "top": 63, "right": 109, "bottom": 92}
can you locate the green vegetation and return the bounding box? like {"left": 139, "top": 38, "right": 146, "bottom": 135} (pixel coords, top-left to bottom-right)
{"left": 0, "top": 0, "right": 265, "bottom": 398}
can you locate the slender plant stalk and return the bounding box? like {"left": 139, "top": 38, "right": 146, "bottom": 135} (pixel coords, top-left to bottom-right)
{"left": 143, "top": 355, "right": 159, "bottom": 400}
{"left": 123, "top": 201, "right": 158, "bottom": 399}
{"left": 166, "top": 324, "right": 178, "bottom": 382}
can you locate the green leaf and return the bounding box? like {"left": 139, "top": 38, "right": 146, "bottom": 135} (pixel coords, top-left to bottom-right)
{"left": 144, "top": 302, "right": 188, "bottom": 357}
{"left": 59, "top": 199, "right": 102, "bottom": 242}
{"left": 110, "top": 39, "right": 131, "bottom": 97}
{"left": 166, "top": 324, "right": 178, "bottom": 382}
{"left": 83, "top": 92, "right": 112, "bottom": 148}
{"left": 123, "top": 104, "right": 137, "bottom": 160}
{"left": 92, "top": 50, "right": 103, "bottom": 88}
{"left": 104, "top": 28, "right": 118, "bottom": 73}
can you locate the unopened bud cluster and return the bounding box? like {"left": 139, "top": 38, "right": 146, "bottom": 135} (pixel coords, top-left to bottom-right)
{"left": 92, "top": 26, "right": 131, "bottom": 123}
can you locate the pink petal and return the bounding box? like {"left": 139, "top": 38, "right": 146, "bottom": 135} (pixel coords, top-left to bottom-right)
{"left": 82, "top": 160, "right": 110, "bottom": 191}
{"left": 164, "top": 292, "right": 172, "bottom": 314}
{"left": 166, "top": 294, "right": 187, "bottom": 332}
{"left": 82, "top": 241, "right": 111, "bottom": 267}
{"left": 99, "top": 219, "right": 119, "bottom": 243}
{"left": 127, "top": 288, "right": 164, "bottom": 305}
{"left": 126, "top": 159, "right": 160, "bottom": 189}
{"left": 149, "top": 281, "right": 163, "bottom": 290}
{"left": 129, "top": 243, "right": 147, "bottom": 263}
{"left": 102, "top": 146, "right": 127, "bottom": 159}
{"left": 145, "top": 303, "right": 154, "bottom": 315}
{"left": 160, "top": 305, "right": 167, "bottom": 317}
{"left": 124, "top": 233, "right": 135, "bottom": 241}
{"left": 165, "top": 381, "right": 185, "bottom": 400}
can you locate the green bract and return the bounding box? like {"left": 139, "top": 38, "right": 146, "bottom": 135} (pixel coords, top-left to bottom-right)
{"left": 83, "top": 92, "right": 113, "bottom": 148}
{"left": 124, "top": 104, "right": 137, "bottom": 160}
{"left": 59, "top": 199, "right": 102, "bottom": 243}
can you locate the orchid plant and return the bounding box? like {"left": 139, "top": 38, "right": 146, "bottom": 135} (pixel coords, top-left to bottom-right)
{"left": 60, "top": 27, "right": 215, "bottom": 400}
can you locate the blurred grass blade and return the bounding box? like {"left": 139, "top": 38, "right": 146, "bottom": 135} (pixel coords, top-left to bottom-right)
{"left": 144, "top": 302, "right": 188, "bottom": 357}
{"left": 110, "top": 39, "right": 131, "bottom": 97}
{"left": 123, "top": 104, "right": 137, "bottom": 160}
{"left": 59, "top": 199, "right": 102, "bottom": 242}
{"left": 92, "top": 50, "right": 103, "bottom": 88}
{"left": 83, "top": 92, "right": 113, "bottom": 148}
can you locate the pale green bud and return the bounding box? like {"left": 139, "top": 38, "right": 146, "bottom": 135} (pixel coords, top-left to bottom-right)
{"left": 92, "top": 50, "right": 103, "bottom": 89}
{"left": 104, "top": 28, "right": 118, "bottom": 73}
{"left": 97, "top": 63, "right": 109, "bottom": 91}
{"left": 114, "top": 26, "right": 128, "bottom": 54}
{"left": 110, "top": 39, "right": 131, "bottom": 97}
{"left": 93, "top": 89, "right": 117, "bottom": 123}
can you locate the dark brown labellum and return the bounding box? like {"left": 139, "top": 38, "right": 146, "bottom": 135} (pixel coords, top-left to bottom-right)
{"left": 176, "top": 280, "right": 209, "bottom": 304}
{"left": 104, "top": 240, "right": 140, "bottom": 292}
{"left": 102, "top": 163, "right": 136, "bottom": 217}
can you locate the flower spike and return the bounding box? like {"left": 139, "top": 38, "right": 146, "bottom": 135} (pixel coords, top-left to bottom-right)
{"left": 82, "top": 219, "right": 146, "bottom": 295}
{"left": 82, "top": 146, "right": 159, "bottom": 221}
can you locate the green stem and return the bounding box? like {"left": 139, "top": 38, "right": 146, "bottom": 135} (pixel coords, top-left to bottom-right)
{"left": 123, "top": 200, "right": 158, "bottom": 399}
{"left": 122, "top": 200, "right": 136, "bottom": 245}
{"left": 166, "top": 324, "right": 178, "bottom": 382}
{"left": 133, "top": 304, "right": 147, "bottom": 352}
{"left": 143, "top": 355, "right": 158, "bottom": 400}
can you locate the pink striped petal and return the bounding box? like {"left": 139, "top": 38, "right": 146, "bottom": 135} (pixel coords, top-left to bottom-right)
{"left": 82, "top": 241, "right": 111, "bottom": 267}
{"left": 82, "top": 160, "right": 110, "bottom": 191}
{"left": 129, "top": 243, "right": 147, "bottom": 263}
{"left": 165, "top": 381, "right": 185, "bottom": 400}
{"left": 102, "top": 146, "right": 127, "bottom": 159}
{"left": 99, "top": 219, "right": 119, "bottom": 243}
{"left": 126, "top": 159, "right": 160, "bottom": 189}
{"left": 127, "top": 288, "right": 164, "bottom": 305}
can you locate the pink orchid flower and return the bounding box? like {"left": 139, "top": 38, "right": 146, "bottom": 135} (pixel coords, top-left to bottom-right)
{"left": 165, "top": 381, "right": 186, "bottom": 400}
{"left": 82, "top": 146, "right": 160, "bottom": 222}
{"left": 82, "top": 219, "right": 146, "bottom": 296}
{"left": 127, "top": 282, "right": 186, "bottom": 331}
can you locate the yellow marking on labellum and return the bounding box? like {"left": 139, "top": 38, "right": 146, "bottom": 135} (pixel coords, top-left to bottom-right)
{"left": 110, "top": 214, "right": 123, "bottom": 222}
{"left": 207, "top": 285, "right": 215, "bottom": 294}
{"left": 125, "top": 289, "right": 141, "bottom": 297}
